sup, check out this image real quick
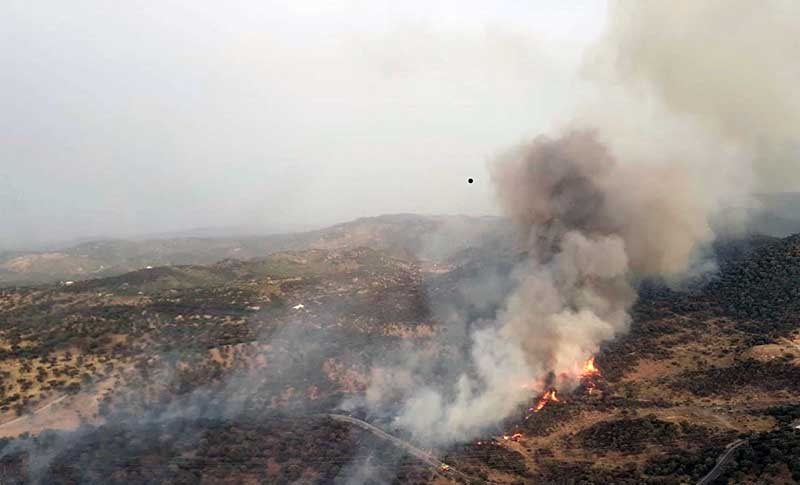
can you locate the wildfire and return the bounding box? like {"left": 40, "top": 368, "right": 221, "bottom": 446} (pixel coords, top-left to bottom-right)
{"left": 580, "top": 356, "right": 601, "bottom": 394}
{"left": 502, "top": 433, "right": 523, "bottom": 441}
{"left": 521, "top": 357, "right": 601, "bottom": 420}
{"left": 531, "top": 389, "right": 559, "bottom": 413}
{"left": 580, "top": 357, "right": 600, "bottom": 377}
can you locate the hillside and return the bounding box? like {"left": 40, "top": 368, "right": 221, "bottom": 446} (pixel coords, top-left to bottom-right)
{"left": 0, "top": 226, "right": 798, "bottom": 483}
{"left": 0, "top": 214, "right": 513, "bottom": 287}
{"left": 5, "top": 192, "right": 798, "bottom": 288}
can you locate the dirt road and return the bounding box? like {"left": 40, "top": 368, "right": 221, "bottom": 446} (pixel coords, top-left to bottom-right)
{"left": 322, "top": 414, "right": 474, "bottom": 482}
{"left": 696, "top": 439, "right": 747, "bottom": 485}
{"left": 0, "top": 394, "right": 68, "bottom": 430}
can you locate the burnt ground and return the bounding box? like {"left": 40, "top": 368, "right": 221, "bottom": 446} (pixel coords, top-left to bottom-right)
{"left": 0, "top": 234, "right": 799, "bottom": 483}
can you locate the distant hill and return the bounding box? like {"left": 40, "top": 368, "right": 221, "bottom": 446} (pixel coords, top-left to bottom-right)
{"left": 3, "top": 192, "right": 798, "bottom": 287}
{"left": 0, "top": 214, "right": 514, "bottom": 286}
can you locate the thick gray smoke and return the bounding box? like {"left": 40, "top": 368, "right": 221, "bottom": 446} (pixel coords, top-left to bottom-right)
{"left": 490, "top": 129, "right": 712, "bottom": 370}
{"left": 360, "top": 0, "right": 799, "bottom": 445}
{"left": 373, "top": 131, "right": 715, "bottom": 444}
{"left": 599, "top": 0, "right": 800, "bottom": 193}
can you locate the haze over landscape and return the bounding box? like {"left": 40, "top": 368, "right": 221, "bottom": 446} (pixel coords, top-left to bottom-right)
{"left": 2, "top": 0, "right": 608, "bottom": 249}
{"left": 2, "top": 1, "right": 800, "bottom": 484}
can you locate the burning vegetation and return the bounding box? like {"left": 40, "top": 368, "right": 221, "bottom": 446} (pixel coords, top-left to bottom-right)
{"left": 531, "top": 389, "right": 559, "bottom": 414}
{"left": 580, "top": 356, "right": 602, "bottom": 395}
{"left": 521, "top": 356, "right": 600, "bottom": 419}
{"left": 2, "top": 1, "right": 800, "bottom": 483}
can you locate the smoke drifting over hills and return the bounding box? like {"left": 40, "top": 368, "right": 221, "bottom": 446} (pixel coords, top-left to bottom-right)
{"left": 362, "top": 0, "right": 800, "bottom": 444}
{"left": 0, "top": 1, "right": 603, "bottom": 249}
{"left": 601, "top": 0, "right": 800, "bottom": 192}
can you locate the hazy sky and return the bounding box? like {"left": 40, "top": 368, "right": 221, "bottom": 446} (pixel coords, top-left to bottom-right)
{"left": 1, "top": 0, "right": 607, "bottom": 248}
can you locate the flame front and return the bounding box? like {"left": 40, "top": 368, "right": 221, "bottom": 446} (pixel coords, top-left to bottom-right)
{"left": 580, "top": 356, "right": 601, "bottom": 394}
{"left": 581, "top": 357, "right": 600, "bottom": 377}
{"left": 521, "top": 357, "right": 599, "bottom": 420}
{"left": 531, "top": 389, "right": 559, "bottom": 413}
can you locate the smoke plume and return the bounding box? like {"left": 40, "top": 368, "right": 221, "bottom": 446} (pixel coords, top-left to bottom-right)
{"left": 361, "top": 0, "right": 799, "bottom": 444}
{"left": 383, "top": 130, "right": 715, "bottom": 443}
{"left": 598, "top": 0, "right": 800, "bottom": 193}
{"left": 490, "top": 129, "right": 711, "bottom": 371}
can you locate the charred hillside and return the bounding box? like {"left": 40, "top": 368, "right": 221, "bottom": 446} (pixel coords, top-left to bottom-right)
{"left": 705, "top": 234, "right": 800, "bottom": 328}
{"left": 0, "top": 227, "right": 798, "bottom": 483}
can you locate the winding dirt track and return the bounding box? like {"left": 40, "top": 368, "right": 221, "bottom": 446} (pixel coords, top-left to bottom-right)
{"left": 321, "top": 414, "right": 474, "bottom": 483}
{"left": 0, "top": 394, "right": 68, "bottom": 430}
{"left": 696, "top": 439, "right": 747, "bottom": 485}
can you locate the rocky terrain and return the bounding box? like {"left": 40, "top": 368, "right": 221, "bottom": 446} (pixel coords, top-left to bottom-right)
{"left": 0, "top": 217, "right": 798, "bottom": 484}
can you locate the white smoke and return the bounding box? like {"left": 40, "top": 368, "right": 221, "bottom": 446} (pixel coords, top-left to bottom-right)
{"left": 360, "top": 0, "right": 799, "bottom": 445}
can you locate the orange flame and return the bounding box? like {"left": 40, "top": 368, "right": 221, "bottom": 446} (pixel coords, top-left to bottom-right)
{"left": 580, "top": 357, "right": 601, "bottom": 395}
{"left": 531, "top": 389, "right": 559, "bottom": 413}
{"left": 580, "top": 357, "right": 600, "bottom": 377}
